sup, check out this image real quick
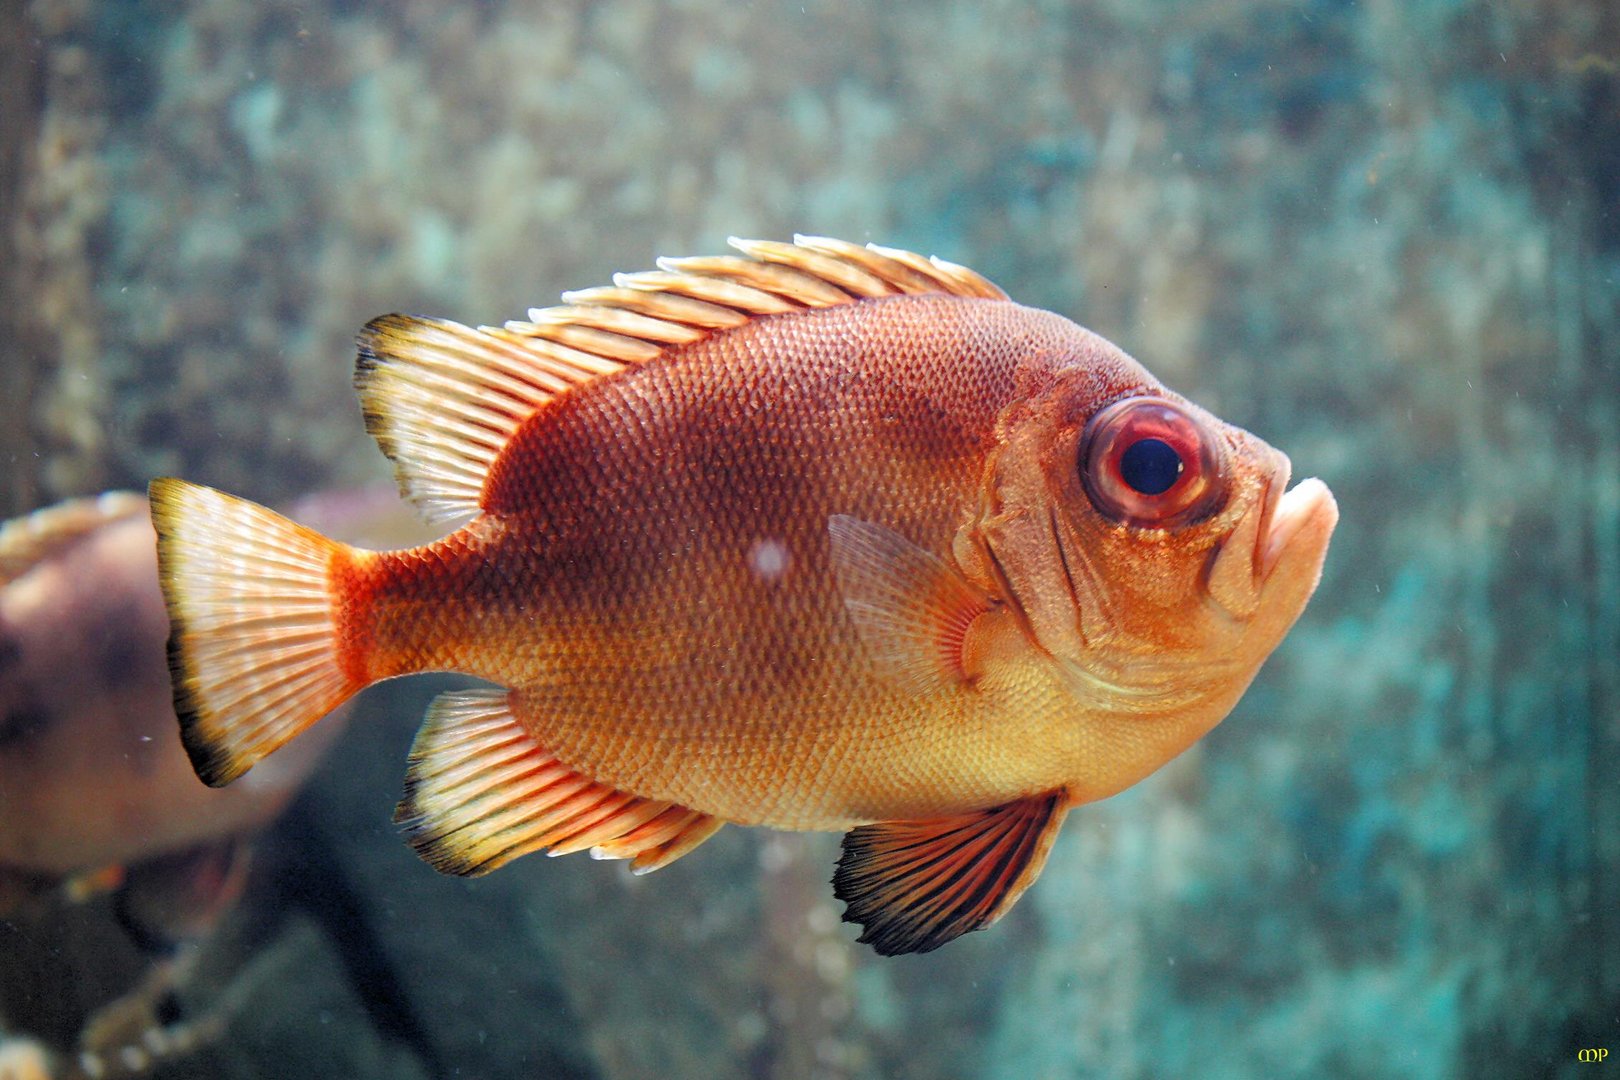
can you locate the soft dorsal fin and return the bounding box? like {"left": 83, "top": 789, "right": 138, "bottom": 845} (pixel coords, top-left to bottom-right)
{"left": 394, "top": 688, "right": 723, "bottom": 876}
{"left": 355, "top": 236, "right": 1007, "bottom": 524}
{"left": 355, "top": 315, "right": 629, "bottom": 525}
{"left": 833, "top": 792, "right": 1069, "bottom": 956}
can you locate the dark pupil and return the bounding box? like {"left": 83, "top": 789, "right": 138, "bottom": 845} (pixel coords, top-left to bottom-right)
{"left": 1118, "top": 438, "right": 1183, "bottom": 495}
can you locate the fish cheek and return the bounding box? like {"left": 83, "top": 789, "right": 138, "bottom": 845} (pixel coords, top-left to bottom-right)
{"left": 1042, "top": 452, "right": 1234, "bottom": 656}
{"left": 971, "top": 395, "right": 1100, "bottom": 658}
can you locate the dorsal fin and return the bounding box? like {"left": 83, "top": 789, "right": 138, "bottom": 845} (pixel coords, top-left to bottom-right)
{"left": 354, "top": 236, "right": 1007, "bottom": 524}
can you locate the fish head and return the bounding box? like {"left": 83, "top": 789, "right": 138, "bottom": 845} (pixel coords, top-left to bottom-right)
{"left": 972, "top": 326, "right": 1339, "bottom": 798}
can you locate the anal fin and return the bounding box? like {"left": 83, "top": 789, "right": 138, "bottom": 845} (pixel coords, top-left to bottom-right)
{"left": 833, "top": 792, "right": 1068, "bottom": 956}
{"left": 394, "top": 689, "right": 722, "bottom": 876}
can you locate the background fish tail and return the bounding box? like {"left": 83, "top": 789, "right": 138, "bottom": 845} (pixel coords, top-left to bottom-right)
{"left": 148, "top": 478, "right": 366, "bottom": 786}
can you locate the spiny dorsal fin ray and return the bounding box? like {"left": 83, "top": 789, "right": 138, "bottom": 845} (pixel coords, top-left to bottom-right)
{"left": 355, "top": 237, "right": 1007, "bottom": 523}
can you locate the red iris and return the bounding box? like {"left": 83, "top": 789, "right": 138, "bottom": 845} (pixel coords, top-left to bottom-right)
{"left": 1079, "top": 397, "right": 1225, "bottom": 528}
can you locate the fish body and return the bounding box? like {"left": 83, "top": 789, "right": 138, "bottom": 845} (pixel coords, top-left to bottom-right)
{"left": 361, "top": 297, "right": 1150, "bottom": 827}
{"left": 151, "top": 237, "right": 1337, "bottom": 954}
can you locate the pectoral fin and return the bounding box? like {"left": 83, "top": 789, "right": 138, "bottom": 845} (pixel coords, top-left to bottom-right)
{"left": 832, "top": 792, "right": 1068, "bottom": 956}
{"left": 827, "top": 515, "right": 994, "bottom": 693}
{"left": 394, "top": 688, "right": 722, "bottom": 876}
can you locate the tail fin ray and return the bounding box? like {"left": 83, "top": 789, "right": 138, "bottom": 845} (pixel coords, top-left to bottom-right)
{"left": 149, "top": 478, "right": 363, "bottom": 786}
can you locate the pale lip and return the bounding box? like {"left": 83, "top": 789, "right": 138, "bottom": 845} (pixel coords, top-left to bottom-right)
{"left": 1259, "top": 477, "right": 1338, "bottom": 581}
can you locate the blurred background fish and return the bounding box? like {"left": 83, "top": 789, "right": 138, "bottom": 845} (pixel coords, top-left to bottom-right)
{"left": 0, "top": 489, "right": 430, "bottom": 1079}
{"left": 0, "top": 493, "right": 332, "bottom": 923}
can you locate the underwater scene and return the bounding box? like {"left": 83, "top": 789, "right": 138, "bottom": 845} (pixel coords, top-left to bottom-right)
{"left": 1, "top": 1, "right": 1616, "bottom": 1078}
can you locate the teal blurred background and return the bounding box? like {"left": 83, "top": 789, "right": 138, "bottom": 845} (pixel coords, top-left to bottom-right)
{"left": 1, "top": 1, "right": 1615, "bottom": 1077}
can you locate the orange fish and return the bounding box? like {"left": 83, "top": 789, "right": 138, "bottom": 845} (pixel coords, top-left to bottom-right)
{"left": 150, "top": 237, "right": 1337, "bottom": 955}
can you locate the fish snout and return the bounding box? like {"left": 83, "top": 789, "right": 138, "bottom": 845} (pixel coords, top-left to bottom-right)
{"left": 1259, "top": 476, "right": 1338, "bottom": 586}
{"left": 1255, "top": 447, "right": 1291, "bottom": 571}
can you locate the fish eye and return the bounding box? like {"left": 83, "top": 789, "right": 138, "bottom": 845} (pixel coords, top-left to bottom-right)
{"left": 1079, "top": 397, "right": 1226, "bottom": 528}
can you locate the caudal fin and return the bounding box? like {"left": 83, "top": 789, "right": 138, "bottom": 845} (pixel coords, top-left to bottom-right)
{"left": 149, "top": 478, "right": 364, "bottom": 787}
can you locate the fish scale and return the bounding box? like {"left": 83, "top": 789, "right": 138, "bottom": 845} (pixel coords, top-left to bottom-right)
{"left": 149, "top": 236, "right": 1336, "bottom": 954}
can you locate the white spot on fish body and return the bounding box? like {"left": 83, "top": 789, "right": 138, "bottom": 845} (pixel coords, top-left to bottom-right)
{"left": 747, "top": 539, "right": 790, "bottom": 582}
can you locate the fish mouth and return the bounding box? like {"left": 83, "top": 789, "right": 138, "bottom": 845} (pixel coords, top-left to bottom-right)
{"left": 1258, "top": 476, "right": 1338, "bottom": 582}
